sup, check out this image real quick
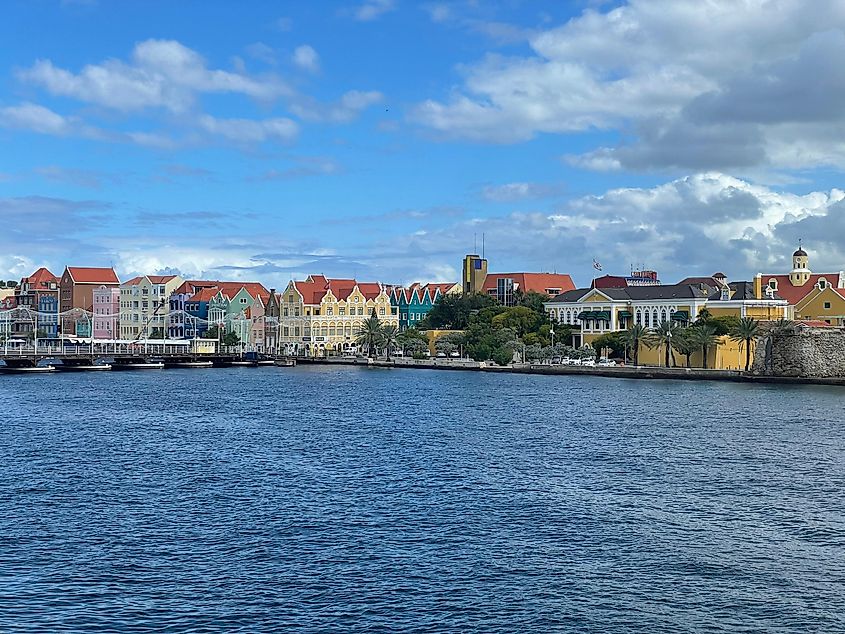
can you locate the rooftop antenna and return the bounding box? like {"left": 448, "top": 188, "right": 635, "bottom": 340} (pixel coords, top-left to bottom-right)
{"left": 474, "top": 233, "right": 477, "bottom": 254}
{"left": 482, "top": 233, "right": 485, "bottom": 260}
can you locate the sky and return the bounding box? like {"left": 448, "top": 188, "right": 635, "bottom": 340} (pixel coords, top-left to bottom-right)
{"left": 2, "top": 0, "right": 845, "bottom": 289}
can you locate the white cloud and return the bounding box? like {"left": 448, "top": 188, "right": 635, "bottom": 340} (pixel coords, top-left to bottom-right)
{"left": 411, "top": 0, "right": 845, "bottom": 171}
{"left": 197, "top": 115, "right": 298, "bottom": 144}
{"left": 0, "top": 102, "right": 87, "bottom": 136}
{"left": 292, "top": 45, "right": 320, "bottom": 73}
{"left": 481, "top": 182, "right": 561, "bottom": 202}
{"left": 353, "top": 0, "right": 395, "bottom": 21}
{"left": 246, "top": 42, "right": 277, "bottom": 65}
{"left": 19, "top": 39, "right": 292, "bottom": 113}
{"left": 290, "top": 90, "right": 383, "bottom": 123}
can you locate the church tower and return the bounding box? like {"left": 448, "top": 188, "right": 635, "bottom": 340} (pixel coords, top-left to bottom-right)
{"left": 789, "top": 241, "right": 811, "bottom": 286}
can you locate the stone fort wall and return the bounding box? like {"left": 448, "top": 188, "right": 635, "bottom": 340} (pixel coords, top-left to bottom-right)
{"left": 752, "top": 327, "right": 845, "bottom": 377}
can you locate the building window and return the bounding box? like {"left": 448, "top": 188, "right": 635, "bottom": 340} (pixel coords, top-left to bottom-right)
{"left": 379, "top": 307, "right": 386, "bottom": 316}
{"left": 768, "top": 279, "right": 778, "bottom": 290}
{"left": 327, "top": 307, "right": 333, "bottom": 316}
{"left": 819, "top": 279, "right": 828, "bottom": 290}
{"left": 644, "top": 311, "right": 650, "bottom": 327}
{"left": 824, "top": 302, "right": 831, "bottom": 309}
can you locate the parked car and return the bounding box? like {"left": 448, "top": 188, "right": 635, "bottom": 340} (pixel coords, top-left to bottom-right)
{"left": 581, "top": 358, "right": 596, "bottom": 367}
{"left": 597, "top": 358, "right": 615, "bottom": 367}
{"left": 567, "top": 358, "right": 582, "bottom": 366}
{"left": 449, "top": 351, "right": 460, "bottom": 358}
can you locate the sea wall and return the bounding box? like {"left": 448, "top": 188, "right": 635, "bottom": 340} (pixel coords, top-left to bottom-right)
{"left": 752, "top": 327, "right": 845, "bottom": 377}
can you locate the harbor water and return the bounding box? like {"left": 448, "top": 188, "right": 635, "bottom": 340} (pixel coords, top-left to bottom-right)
{"left": 1, "top": 366, "right": 843, "bottom": 632}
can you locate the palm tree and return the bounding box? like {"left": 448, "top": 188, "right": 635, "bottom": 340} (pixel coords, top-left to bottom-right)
{"left": 651, "top": 320, "right": 681, "bottom": 367}
{"left": 381, "top": 324, "right": 399, "bottom": 361}
{"left": 687, "top": 324, "right": 718, "bottom": 369}
{"left": 673, "top": 328, "right": 696, "bottom": 368}
{"left": 729, "top": 317, "right": 759, "bottom": 371}
{"left": 355, "top": 311, "right": 384, "bottom": 358}
{"left": 622, "top": 324, "right": 650, "bottom": 366}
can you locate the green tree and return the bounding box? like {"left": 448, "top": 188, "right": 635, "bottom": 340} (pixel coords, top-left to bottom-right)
{"left": 673, "top": 329, "right": 697, "bottom": 368}
{"left": 491, "top": 346, "right": 514, "bottom": 366}
{"left": 203, "top": 325, "right": 221, "bottom": 339}
{"left": 729, "top": 317, "right": 759, "bottom": 372}
{"left": 650, "top": 321, "right": 682, "bottom": 367}
{"left": 688, "top": 324, "right": 718, "bottom": 369}
{"left": 517, "top": 291, "right": 552, "bottom": 314}
{"left": 591, "top": 331, "right": 626, "bottom": 360}
{"left": 622, "top": 324, "right": 650, "bottom": 366}
{"left": 417, "top": 293, "right": 498, "bottom": 330}
{"left": 381, "top": 324, "right": 399, "bottom": 361}
{"left": 491, "top": 305, "right": 543, "bottom": 336}
{"left": 397, "top": 329, "right": 429, "bottom": 356}
{"left": 355, "top": 311, "right": 385, "bottom": 358}
{"left": 222, "top": 331, "right": 240, "bottom": 347}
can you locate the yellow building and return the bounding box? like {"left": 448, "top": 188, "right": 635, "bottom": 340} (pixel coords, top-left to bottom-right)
{"left": 119, "top": 274, "right": 184, "bottom": 340}
{"left": 278, "top": 275, "right": 398, "bottom": 356}
{"left": 757, "top": 244, "right": 845, "bottom": 325}
{"left": 544, "top": 275, "right": 789, "bottom": 369}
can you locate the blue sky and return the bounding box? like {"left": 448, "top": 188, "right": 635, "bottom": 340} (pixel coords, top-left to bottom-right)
{"left": 2, "top": 0, "right": 845, "bottom": 289}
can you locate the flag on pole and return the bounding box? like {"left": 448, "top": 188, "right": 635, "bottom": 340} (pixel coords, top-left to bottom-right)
{"left": 592, "top": 259, "right": 603, "bottom": 271}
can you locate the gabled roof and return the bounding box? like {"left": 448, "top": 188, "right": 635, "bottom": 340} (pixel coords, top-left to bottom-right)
{"left": 758, "top": 273, "right": 838, "bottom": 305}
{"left": 147, "top": 275, "right": 178, "bottom": 284}
{"left": 66, "top": 266, "right": 119, "bottom": 284}
{"left": 189, "top": 287, "right": 220, "bottom": 303}
{"left": 173, "top": 280, "right": 221, "bottom": 295}
{"left": 293, "top": 276, "right": 386, "bottom": 304}
{"left": 483, "top": 272, "right": 575, "bottom": 295}
{"left": 23, "top": 267, "right": 59, "bottom": 287}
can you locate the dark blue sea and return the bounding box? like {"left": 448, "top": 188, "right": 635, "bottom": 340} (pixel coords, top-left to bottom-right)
{"left": 1, "top": 366, "right": 843, "bottom": 632}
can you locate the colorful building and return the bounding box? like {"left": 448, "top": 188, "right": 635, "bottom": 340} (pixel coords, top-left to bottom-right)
{"left": 92, "top": 285, "right": 120, "bottom": 340}
{"left": 119, "top": 275, "right": 184, "bottom": 340}
{"left": 14, "top": 267, "right": 60, "bottom": 339}
{"left": 206, "top": 282, "right": 271, "bottom": 346}
{"left": 545, "top": 274, "right": 790, "bottom": 368}
{"left": 59, "top": 266, "right": 120, "bottom": 336}
{"left": 461, "top": 254, "right": 575, "bottom": 305}
{"left": 391, "top": 282, "right": 460, "bottom": 331}
{"left": 278, "top": 275, "right": 398, "bottom": 356}
{"left": 168, "top": 280, "right": 221, "bottom": 339}
{"left": 0, "top": 295, "right": 16, "bottom": 341}
{"left": 757, "top": 245, "right": 845, "bottom": 326}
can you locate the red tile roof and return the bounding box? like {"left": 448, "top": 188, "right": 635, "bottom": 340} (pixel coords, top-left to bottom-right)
{"left": 66, "top": 266, "right": 120, "bottom": 284}
{"left": 293, "top": 276, "right": 386, "bottom": 303}
{"left": 190, "top": 287, "right": 220, "bottom": 302}
{"left": 23, "top": 267, "right": 59, "bottom": 287}
{"left": 482, "top": 273, "right": 575, "bottom": 296}
{"left": 147, "top": 275, "right": 178, "bottom": 284}
{"left": 759, "top": 274, "right": 837, "bottom": 305}
{"left": 797, "top": 320, "right": 835, "bottom": 327}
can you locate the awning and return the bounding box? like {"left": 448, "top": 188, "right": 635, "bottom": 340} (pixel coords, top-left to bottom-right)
{"left": 618, "top": 310, "right": 633, "bottom": 318}
{"left": 671, "top": 310, "right": 690, "bottom": 321}
{"left": 578, "top": 310, "right": 611, "bottom": 321}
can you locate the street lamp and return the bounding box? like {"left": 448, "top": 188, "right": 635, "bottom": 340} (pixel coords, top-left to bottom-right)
{"left": 550, "top": 327, "right": 555, "bottom": 349}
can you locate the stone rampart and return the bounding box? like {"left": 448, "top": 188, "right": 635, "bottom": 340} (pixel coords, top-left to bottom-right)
{"left": 752, "top": 327, "right": 845, "bottom": 377}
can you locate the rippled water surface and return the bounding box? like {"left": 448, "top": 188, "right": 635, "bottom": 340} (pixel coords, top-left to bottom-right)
{"left": 1, "top": 366, "right": 844, "bottom": 632}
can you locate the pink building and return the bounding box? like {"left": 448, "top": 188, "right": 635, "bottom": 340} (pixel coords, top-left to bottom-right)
{"left": 92, "top": 285, "right": 120, "bottom": 340}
